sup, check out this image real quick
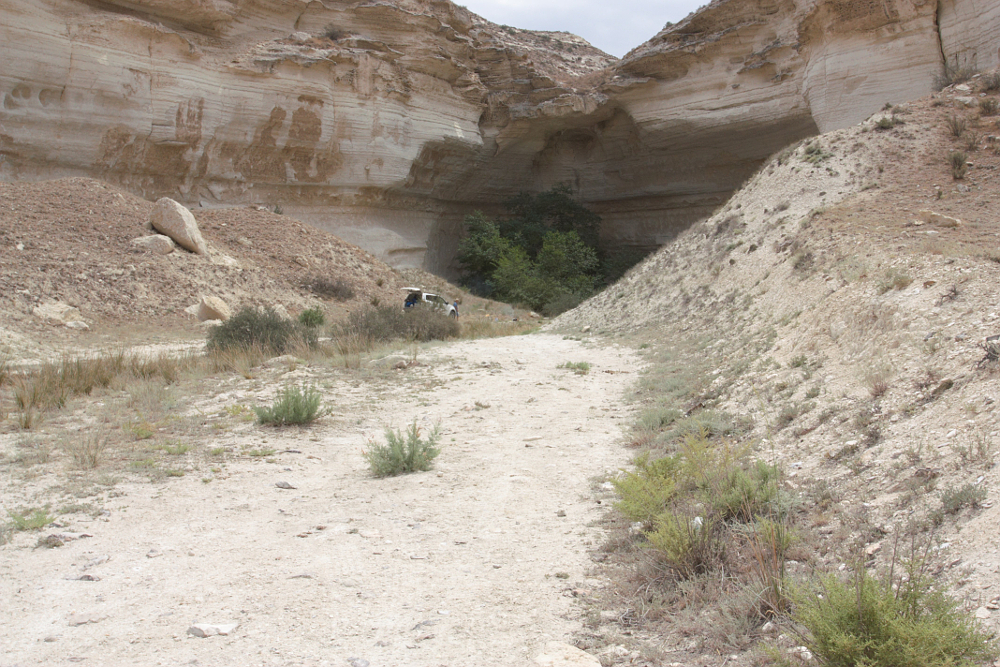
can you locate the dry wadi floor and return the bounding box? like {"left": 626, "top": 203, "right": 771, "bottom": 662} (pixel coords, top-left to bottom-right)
{"left": 0, "top": 333, "right": 640, "bottom": 667}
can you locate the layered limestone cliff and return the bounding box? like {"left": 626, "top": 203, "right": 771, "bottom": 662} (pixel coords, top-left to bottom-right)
{"left": 1, "top": 0, "right": 997, "bottom": 273}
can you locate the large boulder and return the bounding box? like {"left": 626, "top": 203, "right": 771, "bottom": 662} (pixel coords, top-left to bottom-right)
{"left": 196, "top": 295, "right": 231, "bottom": 322}
{"left": 150, "top": 198, "right": 208, "bottom": 255}
{"left": 131, "top": 234, "right": 176, "bottom": 255}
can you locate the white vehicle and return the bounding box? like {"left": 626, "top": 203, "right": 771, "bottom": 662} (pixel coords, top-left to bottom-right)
{"left": 402, "top": 287, "right": 458, "bottom": 317}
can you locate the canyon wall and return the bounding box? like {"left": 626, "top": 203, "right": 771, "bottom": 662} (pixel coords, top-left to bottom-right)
{"left": 1, "top": 0, "right": 997, "bottom": 273}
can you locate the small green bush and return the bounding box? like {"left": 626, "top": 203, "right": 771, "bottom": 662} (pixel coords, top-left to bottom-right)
{"left": 557, "top": 361, "right": 591, "bottom": 375}
{"left": 984, "top": 72, "right": 1000, "bottom": 91}
{"left": 208, "top": 307, "right": 314, "bottom": 355}
{"left": 254, "top": 385, "right": 326, "bottom": 426}
{"left": 645, "top": 512, "right": 725, "bottom": 578}
{"left": 792, "top": 562, "right": 997, "bottom": 667}
{"left": 934, "top": 64, "right": 978, "bottom": 91}
{"left": 790, "top": 354, "right": 808, "bottom": 368}
{"left": 298, "top": 307, "right": 325, "bottom": 328}
{"left": 940, "top": 483, "right": 987, "bottom": 514}
{"left": 8, "top": 508, "right": 54, "bottom": 531}
{"left": 612, "top": 452, "right": 681, "bottom": 527}
{"left": 364, "top": 421, "right": 441, "bottom": 477}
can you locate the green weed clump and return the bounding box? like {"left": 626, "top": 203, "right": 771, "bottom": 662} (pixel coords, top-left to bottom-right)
{"left": 364, "top": 421, "right": 441, "bottom": 477}
{"left": 940, "top": 483, "right": 987, "bottom": 514}
{"left": 792, "top": 559, "right": 997, "bottom": 667}
{"left": 208, "top": 307, "right": 315, "bottom": 355}
{"left": 613, "top": 432, "right": 782, "bottom": 577}
{"left": 298, "top": 307, "right": 325, "bottom": 328}
{"left": 8, "top": 508, "right": 54, "bottom": 531}
{"left": 557, "top": 361, "right": 591, "bottom": 375}
{"left": 254, "top": 385, "right": 326, "bottom": 426}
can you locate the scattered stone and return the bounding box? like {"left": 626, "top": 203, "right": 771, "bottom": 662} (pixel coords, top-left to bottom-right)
{"left": 197, "top": 295, "right": 231, "bottom": 322}
{"left": 150, "top": 198, "right": 208, "bottom": 254}
{"left": 534, "top": 641, "right": 601, "bottom": 667}
{"left": 67, "top": 611, "right": 107, "bottom": 626}
{"left": 43, "top": 635, "right": 60, "bottom": 642}
{"left": 789, "top": 646, "right": 814, "bottom": 662}
{"left": 275, "top": 481, "right": 297, "bottom": 489}
{"left": 865, "top": 542, "right": 881, "bottom": 556}
{"left": 131, "top": 234, "right": 175, "bottom": 255}
{"left": 272, "top": 303, "right": 292, "bottom": 320}
{"left": 187, "top": 621, "right": 238, "bottom": 637}
{"left": 347, "top": 658, "right": 370, "bottom": 667}
{"left": 288, "top": 572, "right": 316, "bottom": 579}
{"left": 147, "top": 549, "right": 163, "bottom": 558}
{"left": 556, "top": 509, "right": 566, "bottom": 517}
{"left": 37, "top": 534, "right": 67, "bottom": 549}
{"left": 65, "top": 320, "right": 89, "bottom": 330}
{"left": 975, "top": 606, "right": 992, "bottom": 619}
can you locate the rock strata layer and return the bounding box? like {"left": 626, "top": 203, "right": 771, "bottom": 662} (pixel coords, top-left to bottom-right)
{"left": 1, "top": 0, "right": 998, "bottom": 272}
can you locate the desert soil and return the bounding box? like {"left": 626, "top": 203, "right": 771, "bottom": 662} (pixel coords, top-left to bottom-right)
{"left": 0, "top": 333, "right": 640, "bottom": 667}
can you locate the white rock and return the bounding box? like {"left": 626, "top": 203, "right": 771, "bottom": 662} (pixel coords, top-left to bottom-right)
{"left": 197, "top": 295, "right": 231, "bottom": 322}
{"left": 150, "top": 198, "right": 208, "bottom": 255}
{"left": 534, "top": 641, "right": 601, "bottom": 667}
{"left": 291, "top": 31, "right": 311, "bottom": 42}
{"left": 187, "top": 621, "right": 239, "bottom": 637}
{"left": 975, "top": 606, "right": 992, "bottom": 619}
{"left": 33, "top": 301, "right": 85, "bottom": 326}
{"left": 918, "top": 210, "right": 963, "bottom": 228}
{"left": 65, "top": 320, "right": 89, "bottom": 331}
{"left": 132, "top": 234, "right": 175, "bottom": 255}
{"left": 272, "top": 304, "right": 291, "bottom": 320}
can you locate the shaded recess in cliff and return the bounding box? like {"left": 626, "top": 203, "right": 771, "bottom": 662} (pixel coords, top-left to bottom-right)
{"left": 1, "top": 0, "right": 998, "bottom": 276}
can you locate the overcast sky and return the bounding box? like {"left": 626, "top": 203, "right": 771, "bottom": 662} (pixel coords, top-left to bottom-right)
{"left": 457, "top": 0, "right": 706, "bottom": 58}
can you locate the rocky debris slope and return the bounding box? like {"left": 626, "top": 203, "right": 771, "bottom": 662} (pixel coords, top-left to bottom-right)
{"left": 556, "top": 78, "right": 1000, "bottom": 639}
{"left": 0, "top": 177, "right": 404, "bottom": 360}
{"left": 2, "top": 0, "right": 998, "bottom": 272}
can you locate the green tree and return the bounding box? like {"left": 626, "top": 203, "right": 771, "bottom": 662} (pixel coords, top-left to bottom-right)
{"left": 455, "top": 211, "right": 511, "bottom": 281}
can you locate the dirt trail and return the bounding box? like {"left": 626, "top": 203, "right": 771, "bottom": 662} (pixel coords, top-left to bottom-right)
{"left": 0, "top": 333, "right": 640, "bottom": 666}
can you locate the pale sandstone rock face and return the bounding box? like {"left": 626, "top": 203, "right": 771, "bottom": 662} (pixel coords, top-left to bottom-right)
{"left": 150, "top": 198, "right": 208, "bottom": 255}
{"left": 1, "top": 0, "right": 998, "bottom": 273}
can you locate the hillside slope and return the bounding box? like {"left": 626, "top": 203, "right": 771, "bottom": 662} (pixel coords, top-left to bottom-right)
{"left": 556, "top": 74, "right": 1000, "bottom": 649}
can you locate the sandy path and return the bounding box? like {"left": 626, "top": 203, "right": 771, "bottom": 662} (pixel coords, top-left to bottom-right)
{"left": 0, "top": 333, "right": 640, "bottom": 666}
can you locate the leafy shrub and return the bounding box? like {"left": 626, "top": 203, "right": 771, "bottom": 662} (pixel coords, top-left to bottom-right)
{"left": 298, "top": 307, "right": 325, "bottom": 328}
{"left": 557, "top": 361, "right": 590, "bottom": 375}
{"left": 8, "top": 508, "right": 54, "bottom": 531}
{"left": 254, "top": 385, "right": 326, "bottom": 426}
{"left": 934, "top": 63, "right": 978, "bottom": 91}
{"left": 940, "top": 483, "right": 987, "bottom": 514}
{"left": 877, "top": 268, "right": 913, "bottom": 293}
{"left": 332, "top": 305, "right": 458, "bottom": 353}
{"left": 947, "top": 114, "right": 967, "bottom": 137}
{"left": 364, "top": 421, "right": 441, "bottom": 477}
{"left": 792, "top": 561, "right": 997, "bottom": 667}
{"left": 645, "top": 512, "right": 726, "bottom": 578}
{"left": 949, "top": 151, "right": 968, "bottom": 179}
{"left": 208, "top": 307, "right": 314, "bottom": 355}
{"left": 612, "top": 452, "right": 681, "bottom": 527}
{"left": 305, "top": 276, "right": 355, "bottom": 301}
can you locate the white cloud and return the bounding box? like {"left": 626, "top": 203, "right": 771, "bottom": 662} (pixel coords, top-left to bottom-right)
{"left": 457, "top": 0, "right": 705, "bottom": 57}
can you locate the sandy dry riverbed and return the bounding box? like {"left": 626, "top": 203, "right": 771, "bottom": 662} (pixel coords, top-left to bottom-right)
{"left": 0, "top": 333, "right": 641, "bottom": 666}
